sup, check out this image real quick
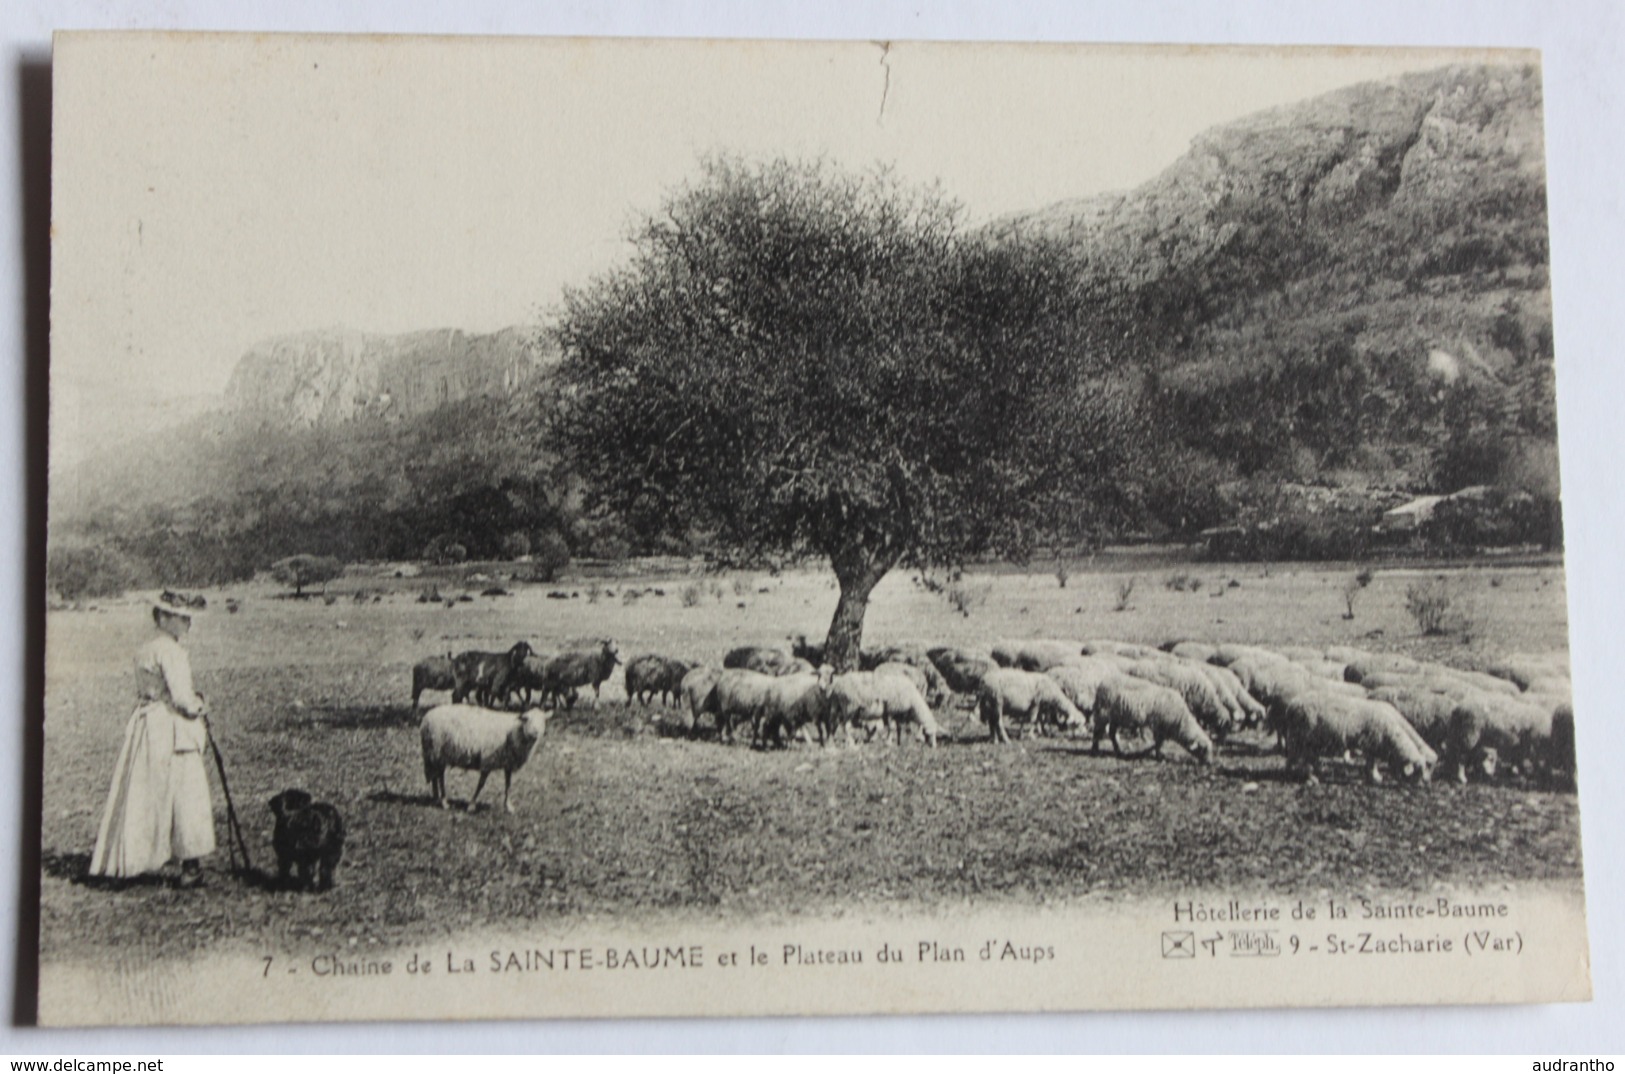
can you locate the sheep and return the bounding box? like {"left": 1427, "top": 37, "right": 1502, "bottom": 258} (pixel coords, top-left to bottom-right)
{"left": 1091, "top": 675, "right": 1212, "bottom": 763}
{"left": 1122, "top": 659, "right": 1235, "bottom": 738}
{"left": 819, "top": 669, "right": 942, "bottom": 747}
{"left": 1289, "top": 658, "right": 1350, "bottom": 682}
{"left": 1445, "top": 694, "right": 1561, "bottom": 784}
{"left": 724, "top": 645, "right": 789, "bottom": 672}
{"left": 1364, "top": 685, "right": 1465, "bottom": 754}
{"left": 749, "top": 672, "right": 827, "bottom": 746}
{"left": 1043, "top": 656, "right": 1130, "bottom": 718}
{"left": 624, "top": 654, "right": 695, "bottom": 706}
{"left": 506, "top": 653, "right": 576, "bottom": 709}
{"left": 934, "top": 654, "right": 998, "bottom": 695}
{"left": 1341, "top": 652, "right": 1424, "bottom": 684}
{"left": 1193, "top": 663, "right": 1266, "bottom": 728}
{"left": 976, "top": 668, "right": 1086, "bottom": 744}
{"left": 1484, "top": 652, "right": 1570, "bottom": 692}
{"left": 1079, "top": 639, "right": 1161, "bottom": 660}
{"left": 420, "top": 704, "right": 549, "bottom": 813}
{"left": 412, "top": 652, "right": 456, "bottom": 709}
{"left": 1209, "top": 643, "right": 1288, "bottom": 669}
{"left": 1165, "top": 641, "right": 1218, "bottom": 663}
{"left": 706, "top": 669, "right": 778, "bottom": 743}
{"left": 543, "top": 640, "right": 621, "bottom": 709}
{"left": 992, "top": 639, "right": 1084, "bottom": 672}
{"left": 1276, "top": 694, "right": 1435, "bottom": 785}
{"left": 777, "top": 656, "right": 818, "bottom": 677}
{"left": 1275, "top": 645, "right": 1326, "bottom": 663}
{"left": 788, "top": 633, "right": 826, "bottom": 666}
{"left": 859, "top": 646, "right": 948, "bottom": 704}
{"left": 679, "top": 665, "right": 722, "bottom": 736}
{"left": 451, "top": 641, "right": 535, "bottom": 707}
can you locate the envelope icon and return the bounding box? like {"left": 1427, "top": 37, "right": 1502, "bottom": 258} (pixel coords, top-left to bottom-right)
{"left": 1162, "top": 931, "right": 1196, "bottom": 958}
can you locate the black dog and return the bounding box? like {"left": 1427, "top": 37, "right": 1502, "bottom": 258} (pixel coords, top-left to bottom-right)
{"left": 267, "top": 788, "right": 345, "bottom": 892}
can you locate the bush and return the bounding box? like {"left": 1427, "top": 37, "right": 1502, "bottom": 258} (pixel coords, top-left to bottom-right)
{"left": 943, "top": 577, "right": 991, "bottom": 618}
{"left": 47, "top": 542, "right": 142, "bottom": 602}
{"left": 530, "top": 530, "right": 571, "bottom": 583}
{"left": 585, "top": 580, "right": 604, "bottom": 604}
{"left": 1115, "top": 577, "right": 1137, "bottom": 612}
{"left": 1405, "top": 578, "right": 1458, "bottom": 636}
{"left": 499, "top": 532, "right": 532, "bottom": 560}
{"left": 423, "top": 534, "right": 469, "bottom": 565}
{"left": 269, "top": 554, "right": 345, "bottom": 597}
{"left": 680, "top": 583, "right": 704, "bottom": 608}
{"left": 731, "top": 576, "right": 754, "bottom": 597}
{"left": 1422, "top": 487, "right": 1562, "bottom": 550}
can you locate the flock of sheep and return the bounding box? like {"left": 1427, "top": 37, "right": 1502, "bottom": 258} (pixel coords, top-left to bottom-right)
{"left": 408, "top": 630, "right": 1576, "bottom": 812}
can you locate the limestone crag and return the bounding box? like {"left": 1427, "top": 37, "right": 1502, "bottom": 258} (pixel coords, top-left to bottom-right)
{"left": 224, "top": 325, "right": 555, "bottom": 428}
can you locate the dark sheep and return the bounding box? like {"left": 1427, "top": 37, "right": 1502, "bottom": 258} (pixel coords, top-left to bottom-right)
{"left": 723, "top": 645, "right": 797, "bottom": 675}
{"left": 412, "top": 652, "right": 456, "bottom": 708}
{"left": 268, "top": 788, "right": 345, "bottom": 892}
{"left": 544, "top": 640, "right": 622, "bottom": 708}
{"left": 625, "top": 653, "right": 695, "bottom": 706}
{"left": 452, "top": 640, "right": 536, "bottom": 708}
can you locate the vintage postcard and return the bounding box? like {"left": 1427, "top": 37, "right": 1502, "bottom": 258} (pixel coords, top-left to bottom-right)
{"left": 43, "top": 32, "right": 1587, "bottom": 1026}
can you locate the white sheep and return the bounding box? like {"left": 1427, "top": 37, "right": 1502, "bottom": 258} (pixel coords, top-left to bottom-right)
{"left": 976, "top": 668, "right": 1086, "bottom": 744}
{"left": 420, "top": 704, "right": 550, "bottom": 813}
{"left": 1277, "top": 694, "right": 1435, "bottom": 785}
{"left": 992, "top": 639, "right": 1084, "bottom": 672}
{"left": 750, "top": 671, "right": 826, "bottom": 746}
{"left": 1165, "top": 641, "right": 1218, "bottom": 663}
{"left": 1445, "top": 693, "right": 1559, "bottom": 784}
{"left": 1122, "top": 658, "right": 1235, "bottom": 738}
{"left": 1194, "top": 663, "right": 1266, "bottom": 728}
{"left": 820, "top": 669, "right": 942, "bottom": 747}
{"left": 707, "top": 669, "right": 778, "bottom": 743}
{"left": 1079, "top": 639, "right": 1161, "bottom": 660}
{"left": 1092, "top": 674, "right": 1213, "bottom": 763}
{"left": 1043, "top": 656, "right": 1128, "bottom": 717}
{"left": 679, "top": 665, "right": 722, "bottom": 736}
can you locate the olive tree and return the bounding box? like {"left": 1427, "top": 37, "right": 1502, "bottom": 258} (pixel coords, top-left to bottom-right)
{"left": 269, "top": 553, "right": 344, "bottom": 597}
{"left": 550, "top": 156, "right": 1128, "bottom": 669}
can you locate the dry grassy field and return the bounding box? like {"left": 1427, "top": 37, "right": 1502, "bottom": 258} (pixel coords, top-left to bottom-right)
{"left": 40, "top": 558, "right": 1581, "bottom": 963}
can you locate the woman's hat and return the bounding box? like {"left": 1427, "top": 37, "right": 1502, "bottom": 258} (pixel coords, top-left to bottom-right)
{"left": 151, "top": 590, "right": 208, "bottom": 617}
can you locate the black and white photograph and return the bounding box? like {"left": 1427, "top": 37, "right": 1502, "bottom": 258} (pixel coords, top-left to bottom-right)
{"left": 39, "top": 31, "right": 1591, "bottom": 1027}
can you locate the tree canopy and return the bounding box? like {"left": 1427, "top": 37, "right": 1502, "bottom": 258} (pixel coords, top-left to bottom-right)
{"left": 551, "top": 156, "right": 1132, "bottom": 667}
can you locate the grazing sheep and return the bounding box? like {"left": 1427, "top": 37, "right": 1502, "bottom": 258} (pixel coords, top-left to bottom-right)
{"left": 624, "top": 654, "right": 695, "bottom": 706}
{"left": 777, "top": 656, "right": 818, "bottom": 677}
{"left": 420, "top": 705, "right": 549, "bottom": 813}
{"left": 1289, "top": 658, "right": 1350, "bottom": 682}
{"left": 267, "top": 788, "right": 345, "bottom": 892}
{"left": 1341, "top": 652, "right": 1423, "bottom": 684}
{"left": 1166, "top": 641, "right": 1218, "bottom": 663}
{"left": 935, "top": 654, "right": 998, "bottom": 695}
{"left": 1484, "top": 652, "right": 1570, "bottom": 691}
{"left": 1092, "top": 675, "right": 1213, "bottom": 763}
{"left": 1277, "top": 694, "right": 1436, "bottom": 784}
{"left": 1275, "top": 645, "right": 1326, "bottom": 663}
{"left": 1043, "top": 656, "right": 1129, "bottom": 718}
{"left": 859, "top": 646, "right": 948, "bottom": 704}
{"left": 679, "top": 665, "right": 722, "bottom": 736}
{"left": 451, "top": 641, "right": 536, "bottom": 707}
{"left": 543, "top": 640, "right": 622, "bottom": 709}
{"left": 976, "top": 668, "right": 1086, "bottom": 744}
{"left": 1122, "top": 659, "right": 1235, "bottom": 738}
{"left": 750, "top": 672, "right": 827, "bottom": 746}
{"left": 506, "top": 653, "right": 576, "bottom": 709}
{"left": 707, "top": 669, "right": 778, "bottom": 743}
{"left": 412, "top": 652, "right": 457, "bottom": 709}
{"left": 1079, "top": 639, "right": 1160, "bottom": 660}
{"left": 1364, "top": 685, "right": 1464, "bottom": 753}
{"left": 723, "top": 645, "right": 797, "bottom": 675}
{"left": 1193, "top": 663, "right": 1266, "bottom": 728}
{"left": 820, "top": 669, "right": 941, "bottom": 747}
{"left": 1445, "top": 694, "right": 1560, "bottom": 784}
{"left": 992, "top": 639, "right": 1084, "bottom": 672}
{"left": 1209, "top": 644, "right": 1287, "bottom": 669}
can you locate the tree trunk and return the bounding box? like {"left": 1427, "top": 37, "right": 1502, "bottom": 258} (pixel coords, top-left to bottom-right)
{"left": 823, "top": 549, "right": 893, "bottom": 673}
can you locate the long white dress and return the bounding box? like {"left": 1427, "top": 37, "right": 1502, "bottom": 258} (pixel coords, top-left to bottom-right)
{"left": 89, "top": 633, "right": 216, "bottom": 877}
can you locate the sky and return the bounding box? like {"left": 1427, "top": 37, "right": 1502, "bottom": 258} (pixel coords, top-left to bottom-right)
{"left": 49, "top": 36, "right": 1522, "bottom": 471}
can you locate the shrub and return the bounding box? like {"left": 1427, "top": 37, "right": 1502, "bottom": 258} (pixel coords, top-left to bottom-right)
{"left": 680, "top": 583, "right": 704, "bottom": 608}
{"left": 47, "top": 542, "right": 142, "bottom": 602}
{"left": 530, "top": 530, "right": 571, "bottom": 583}
{"left": 499, "top": 532, "right": 532, "bottom": 560}
{"left": 1405, "top": 578, "right": 1458, "bottom": 636}
{"left": 423, "top": 534, "right": 470, "bottom": 565}
{"left": 622, "top": 588, "right": 642, "bottom": 606}
{"left": 1054, "top": 562, "right": 1071, "bottom": 589}
{"left": 585, "top": 580, "right": 604, "bottom": 604}
{"left": 1115, "top": 577, "right": 1137, "bottom": 612}
{"left": 709, "top": 579, "right": 726, "bottom": 602}
{"left": 731, "top": 575, "right": 754, "bottom": 597}
{"left": 269, "top": 554, "right": 345, "bottom": 597}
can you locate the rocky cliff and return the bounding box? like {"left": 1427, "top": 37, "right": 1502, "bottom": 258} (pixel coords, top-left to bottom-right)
{"left": 223, "top": 325, "right": 557, "bottom": 427}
